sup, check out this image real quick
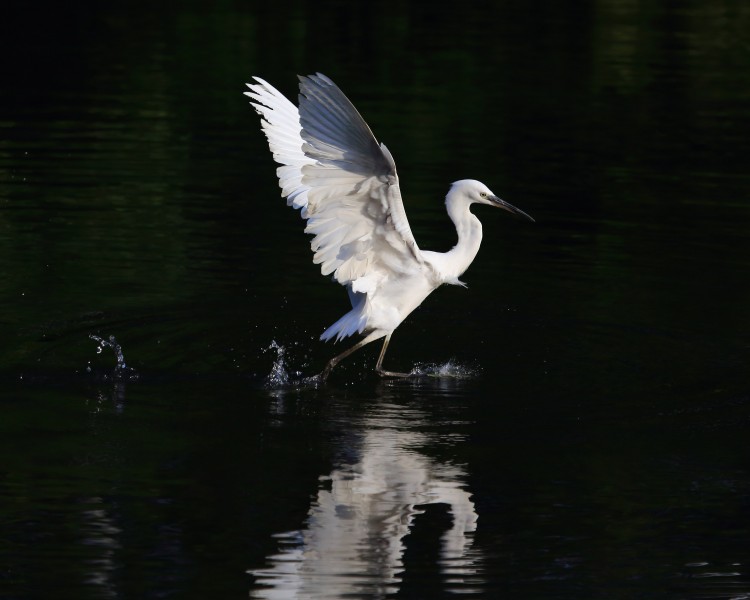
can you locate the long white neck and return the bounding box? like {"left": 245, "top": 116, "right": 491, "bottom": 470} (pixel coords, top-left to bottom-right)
{"left": 423, "top": 194, "right": 483, "bottom": 285}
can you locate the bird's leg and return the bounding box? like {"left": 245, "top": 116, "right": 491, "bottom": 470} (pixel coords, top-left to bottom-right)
{"left": 318, "top": 334, "right": 376, "bottom": 382}
{"left": 375, "top": 334, "right": 412, "bottom": 378}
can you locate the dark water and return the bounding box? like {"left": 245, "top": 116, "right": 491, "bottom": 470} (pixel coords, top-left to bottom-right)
{"left": 2, "top": 1, "right": 750, "bottom": 598}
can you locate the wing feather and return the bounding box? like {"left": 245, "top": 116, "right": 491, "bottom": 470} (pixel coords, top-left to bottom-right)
{"left": 245, "top": 72, "right": 423, "bottom": 291}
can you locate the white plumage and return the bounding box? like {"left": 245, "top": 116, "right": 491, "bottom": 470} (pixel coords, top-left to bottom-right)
{"left": 245, "top": 73, "right": 533, "bottom": 381}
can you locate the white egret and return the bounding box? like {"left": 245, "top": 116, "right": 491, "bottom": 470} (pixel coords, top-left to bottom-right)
{"left": 245, "top": 73, "right": 533, "bottom": 382}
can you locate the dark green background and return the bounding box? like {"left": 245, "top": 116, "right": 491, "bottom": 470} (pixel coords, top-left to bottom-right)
{"left": 2, "top": 1, "right": 749, "bottom": 598}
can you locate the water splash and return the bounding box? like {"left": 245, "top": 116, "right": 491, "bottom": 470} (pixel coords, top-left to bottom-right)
{"left": 409, "top": 359, "right": 480, "bottom": 379}
{"left": 264, "top": 340, "right": 292, "bottom": 387}
{"left": 263, "top": 340, "right": 322, "bottom": 389}
{"left": 88, "top": 334, "right": 138, "bottom": 381}
{"left": 263, "top": 342, "right": 477, "bottom": 388}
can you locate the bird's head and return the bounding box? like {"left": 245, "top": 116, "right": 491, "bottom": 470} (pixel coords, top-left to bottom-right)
{"left": 449, "top": 179, "right": 534, "bottom": 222}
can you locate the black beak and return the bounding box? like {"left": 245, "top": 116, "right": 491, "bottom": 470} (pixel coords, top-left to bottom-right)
{"left": 490, "top": 195, "right": 535, "bottom": 222}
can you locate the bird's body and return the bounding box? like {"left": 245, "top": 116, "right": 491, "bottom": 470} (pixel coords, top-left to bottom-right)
{"left": 245, "top": 73, "right": 533, "bottom": 381}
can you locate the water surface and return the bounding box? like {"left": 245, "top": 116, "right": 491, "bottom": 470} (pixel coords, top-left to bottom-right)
{"left": 2, "top": 1, "right": 749, "bottom": 598}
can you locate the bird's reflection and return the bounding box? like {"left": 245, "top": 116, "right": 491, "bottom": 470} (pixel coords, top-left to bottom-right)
{"left": 250, "top": 402, "right": 481, "bottom": 598}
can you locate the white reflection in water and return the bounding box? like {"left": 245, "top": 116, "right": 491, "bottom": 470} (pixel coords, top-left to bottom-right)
{"left": 250, "top": 406, "right": 480, "bottom": 598}
{"left": 80, "top": 496, "right": 121, "bottom": 597}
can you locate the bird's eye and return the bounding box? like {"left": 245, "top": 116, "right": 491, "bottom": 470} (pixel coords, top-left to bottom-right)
{"left": 480, "top": 192, "right": 488, "bottom": 198}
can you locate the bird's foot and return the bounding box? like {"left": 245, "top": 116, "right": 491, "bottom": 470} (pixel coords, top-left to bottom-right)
{"left": 376, "top": 368, "right": 413, "bottom": 378}
{"left": 313, "top": 369, "right": 331, "bottom": 385}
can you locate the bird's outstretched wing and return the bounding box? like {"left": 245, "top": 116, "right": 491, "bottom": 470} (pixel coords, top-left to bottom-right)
{"left": 245, "top": 73, "right": 422, "bottom": 288}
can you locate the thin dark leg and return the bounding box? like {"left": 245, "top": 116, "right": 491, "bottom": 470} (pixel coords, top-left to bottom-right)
{"left": 318, "top": 334, "right": 377, "bottom": 382}
{"left": 375, "top": 334, "right": 412, "bottom": 378}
